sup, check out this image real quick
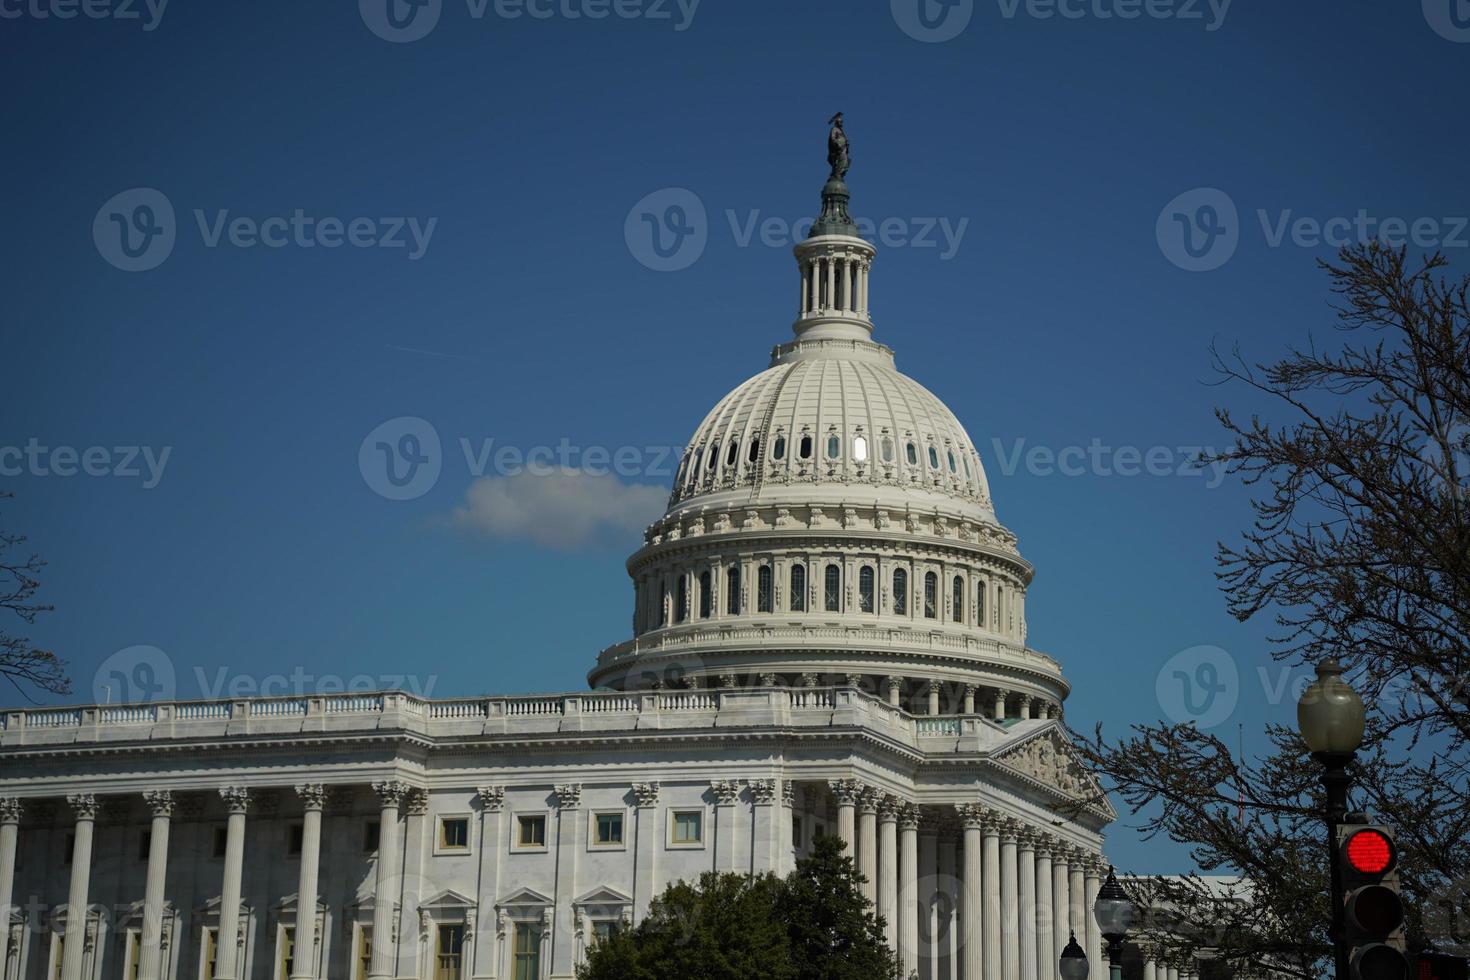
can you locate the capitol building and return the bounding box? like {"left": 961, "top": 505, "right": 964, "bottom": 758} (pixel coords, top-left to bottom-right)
{"left": 0, "top": 133, "right": 1199, "bottom": 980}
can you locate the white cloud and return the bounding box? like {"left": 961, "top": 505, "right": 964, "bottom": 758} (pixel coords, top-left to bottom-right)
{"left": 449, "top": 470, "right": 667, "bottom": 550}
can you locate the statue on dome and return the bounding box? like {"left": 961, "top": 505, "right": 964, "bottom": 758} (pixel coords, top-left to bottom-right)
{"left": 827, "top": 112, "right": 850, "bottom": 179}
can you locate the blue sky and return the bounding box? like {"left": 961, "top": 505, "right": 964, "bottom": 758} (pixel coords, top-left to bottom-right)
{"left": 2, "top": 0, "right": 1465, "bottom": 873}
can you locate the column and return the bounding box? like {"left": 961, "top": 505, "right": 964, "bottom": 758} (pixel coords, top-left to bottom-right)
{"left": 829, "top": 779, "right": 859, "bottom": 857}
{"left": 999, "top": 821, "right": 1019, "bottom": 980}
{"left": 858, "top": 787, "right": 879, "bottom": 906}
{"left": 993, "top": 689, "right": 1007, "bottom": 721}
{"left": 712, "top": 781, "right": 740, "bottom": 871}
{"left": 800, "top": 264, "right": 809, "bottom": 316}
{"left": 878, "top": 797, "right": 899, "bottom": 953}
{"left": 919, "top": 828, "right": 938, "bottom": 980}
{"left": 1083, "top": 857, "right": 1104, "bottom": 980}
{"left": 291, "top": 785, "right": 326, "bottom": 980}
{"left": 938, "top": 832, "right": 958, "bottom": 980}
{"left": 1142, "top": 952, "right": 1157, "bottom": 980}
{"left": 1034, "top": 841, "right": 1054, "bottom": 980}
{"left": 957, "top": 805, "right": 984, "bottom": 980}
{"left": 859, "top": 261, "right": 869, "bottom": 314}
{"left": 0, "top": 799, "right": 21, "bottom": 974}
{"left": 825, "top": 256, "right": 835, "bottom": 311}
{"left": 395, "top": 790, "right": 429, "bottom": 980}
{"left": 1068, "top": 850, "right": 1086, "bottom": 952}
{"left": 927, "top": 682, "right": 941, "bottom": 716}
{"left": 1018, "top": 694, "right": 1034, "bottom": 721}
{"left": 1167, "top": 967, "right": 1179, "bottom": 980}
{"left": 1052, "top": 846, "right": 1071, "bottom": 974}
{"left": 898, "top": 804, "right": 919, "bottom": 977}
{"left": 551, "top": 785, "right": 582, "bottom": 978}
{"left": 808, "top": 260, "right": 819, "bottom": 312}
{"left": 214, "top": 788, "right": 250, "bottom": 980}
{"left": 367, "top": 782, "right": 407, "bottom": 979}
{"left": 981, "top": 814, "right": 1001, "bottom": 980}
{"left": 778, "top": 782, "right": 796, "bottom": 876}
{"left": 632, "top": 783, "right": 661, "bottom": 920}
{"left": 59, "top": 794, "right": 98, "bottom": 980}
{"left": 963, "top": 684, "right": 976, "bottom": 715}
{"left": 886, "top": 676, "right": 903, "bottom": 707}
{"left": 138, "top": 791, "right": 174, "bottom": 980}
{"left": 1017, "top": 831, "right": 1038, "bottom": 980}
{"left": 751, "top": 780, "right": 778, "bottom": 874}
{"left": 842, "top": 256, "right": 853, "bottom": 312}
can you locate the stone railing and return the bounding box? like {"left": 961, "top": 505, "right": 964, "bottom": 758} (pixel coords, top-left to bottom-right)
{"left": 0, "top": 686, "right": 1010, "bottom": 753}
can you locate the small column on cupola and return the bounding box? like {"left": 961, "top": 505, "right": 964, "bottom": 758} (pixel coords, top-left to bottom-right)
{"left": 793, "top": 112, "right": 877, "bottom": 342}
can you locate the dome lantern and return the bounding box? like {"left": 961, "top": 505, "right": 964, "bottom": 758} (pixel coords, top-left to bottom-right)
{"left": 793, "top": 113, "right": 877, "bottom": 345}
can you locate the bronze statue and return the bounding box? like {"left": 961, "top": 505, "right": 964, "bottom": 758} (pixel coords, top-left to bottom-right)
{"left": 827, "top": 112, "right": 850, "bottom": 179}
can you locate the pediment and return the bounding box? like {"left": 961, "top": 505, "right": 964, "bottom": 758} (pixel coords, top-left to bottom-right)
{"left": 497, "top": 887, "right": 553, "bottom": 908}
{"left": 419, "top": 889, "right": 476, "bottom": 910}
{"left": 573, "top": 886, "right": 632, "bottom": 908}
{"left": 990, "top": 725, "right": 1116, "bottom": 818}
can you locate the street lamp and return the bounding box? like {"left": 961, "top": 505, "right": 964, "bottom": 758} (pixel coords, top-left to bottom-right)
{"left": 1060, "top": 932, "right": 1090, "bottom": 980}
{"left": 1297, "top": 657, "right": 1367, "bottom": 980}
{"left": 1094, "top": 867, "right": 1135, "bottom": 980}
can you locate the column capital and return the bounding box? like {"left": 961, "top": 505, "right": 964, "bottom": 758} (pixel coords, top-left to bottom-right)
{"left": 142, "top": 790, "right": 175, "bottom": 818}
{"left": 0, "top": 797, "right": 23, "bottom": 825}
{"left": 294, "top": 784, "right": 329, "bottom": 812}
{"left": 877, "top": 793, "right": 902, "bottom": 822}
{"left": 711, "top": 780, "right": 741, "bottom": 806}
{"left": 856, "top": 784, "right": 881, "bottom": 815}
{"left": 405, "top": 788, "right": 430, "bottom": 815}
{"left": 372, "top": 780, "right": 412, "bottom": 808}
{"left": 955, "top": 802, "right": 987, "bottom": 829}
{"left": 998, "top": 816, "right": 1021, "bottom": 842}
{"left": 1016, "top": 825, "right": 1039, "bottom": 850}
{"left": 553, "top": 784, "right": 582, "bottom": 810}
{"left": 67, "top": 793, "right": 99, "bottom": 820}
{"left": 749, "top": 779, "right": 778, "bottom": 806}
{"left": 1083, "top": 853, "right": 1107, "bottom": 877}
{"left": 218, "top": 786, "right": 252, "bottom": 815}
{"left": 897, "top": 802, "right": 920, "bottom": 831}
{"left": 1052, "top": 841, "right": 1074, "bottom": 866}
{"left": 476, "top": 786, "right": 505, "bottom": 812}
{"left": 632, "top": 782, "right": 661, "bottom": 808}
{"left": 1033, "top": 833, "right": 1056, "bottom": 858}
{"left": 828, "top": 778, "right": 862, "bottom": 805}
{"left": 780, "top": 781, "right": 796, "bottom": 808}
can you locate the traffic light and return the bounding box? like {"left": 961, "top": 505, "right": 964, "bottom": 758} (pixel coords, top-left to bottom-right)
{"left": 1416, "top": 952, "right": 1470, "bottom": 980}
{"left": 1340, "top": 824, "right": 1408, "bottom": 980}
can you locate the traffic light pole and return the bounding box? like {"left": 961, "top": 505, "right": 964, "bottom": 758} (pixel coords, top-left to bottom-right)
{"left": 1316, "top": 751, "right": 1354, "bottom": 980}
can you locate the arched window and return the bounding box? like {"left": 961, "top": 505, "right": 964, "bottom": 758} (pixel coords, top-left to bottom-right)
{"left": 747, "top": 438, "right": 760, "bottom": 463}
{"left": 773, "top": 436, "right": 786, "bottom": 460}
{"left": 963, "top": 454, "right": 972, "bottom": 478}
{"left": 881, "top": 437, "right": 894, "bottom": 462}
{"left": 691, "top": 447, "right": 703, "bottom": 476}
{"left": 826, "top": 434, "right": 841, "bottom": 459}
{"left": 994, "top": 585, "right": 1004, "bottom": 629}
{"left": 726, "top": 566, "right": 741, "bottom": 615}
{"left": 905, "top": 442, "right": 918, "bottom": 465}
{"left": 758, "top": 565, "right": 773, "bottom": 613}
{"left": 676, "top": 576, "right": 689, "bottom": 623}
{"left": 923, "top": 572, "right": 937, "bottom": 619}
{"left": 708, "top": 443, "right": 720, "bottom": 470}
{"left": 948, "top": 450, "right": 957, "bottom": 473}
{"left": 699, "top": 571, "right": 712, "bottom": 619}
{"left": 824, "top": 564, "right": 841, "bottom": 612}
{"left": 859, "top": 566, "right": 875, "bottom": 612}
{"left": 659, "top": 581, "right": 668, "bottom": 627}
{"left": 799, "top": 435, "right": 813, "bottom": 459}
{"left": 928, "top": 446, "right": 940, "bottom": 469}
{"left": 725, "top": 441, "right": 738, "bottom": 467}
{"left": 952, "top": 575, "right": 964, "bottom": 623}
{"left": 976, "top": 581, "right": 986, "bottom": 625}
{"left": 790, "top": 564, "right": 806, "bottom": 611}
{"left": 853, "top": 435, "right": 868, "bottom": 462}
{"left": 893, "top": 568, "right": 908, "bottom": 615}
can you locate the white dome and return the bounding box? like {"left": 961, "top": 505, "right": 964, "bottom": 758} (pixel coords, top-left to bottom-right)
{"left": 668, "top": 338, "right": 995, "bottom": 524}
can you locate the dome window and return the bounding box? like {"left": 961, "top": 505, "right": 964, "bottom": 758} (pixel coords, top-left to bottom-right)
{"left": 708, "top": 443, "right": 719, "bottom": 470}
{"left": 727, "top": 566, "right": 741, "bottom": 615}
{"left": 952, "top": 575, "right": 964, "bottom": 623}
{"left": 790, "top": 564, "right": 806, "bottom": 611}
{"left": 824, "top": 564, "right": 841, "bottom": 612}
{"left": 947, "top": 450, "right": 957, "bottom": 473}
{"left": 773, "top": 436, "right": 786, "bottom": 460}
{"left": 691, "top": 448, "right": 703, "bottom": 477}
{"left": 757, "top": 565, "right": 773, "bottom": 613}
{"left": 799, "top": 435, "right": 813, "bottom": 459}
{"left": 976, "top": 582, "right": 987, "bottom": 624}
{"left": 963, "top": 454, "right": 972, "bottom": 478}
{"left": 699, "top": 571, "right": 712, "bottom": 619}
{"left": 676, "top": 576, "right": 689, "bottom": 624}
{"left": 853, "top": 435, "right": 868, "bottom": 462}
{"left": 859, "top": 566, "right": 875, "bottom": 613}
{"left": 826, "top": 435, "right": 841, "bottom": 459}
{"left": 928, "top": 446, "right": 940, "bottom": 469}
{"left": 905, "top": 442, "right": 918, "bottom": 466}
{"left": 725, "top": 441, "right": 738, "bottom": 467}
{"left": 892, "top": 568, "right": 908, "bottom": 615}
{"left": 747, "top": 438, "right": 760, "bottom": 464}
{"left": 923, "top": 572, "right": 937, "bottom": 619}
{"left": 881, "top": 437, "right": 894, "bottom": 462}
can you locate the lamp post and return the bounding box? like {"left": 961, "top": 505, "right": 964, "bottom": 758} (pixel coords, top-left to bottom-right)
{"left": 1297, "top": 657, "right": 1367, "bottom": 980}
{"left": 1060, "top": 932, "right": 1090, "bottom": 980}
{"left": 1094, "top": 867, "right": 1135, "bottom": 980}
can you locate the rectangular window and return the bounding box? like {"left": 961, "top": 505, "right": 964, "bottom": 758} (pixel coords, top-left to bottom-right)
{"left": 436, "top": 925, "right": 464, "bottom": 980}
{"left": 594, "top": 812, "right": 624, "bottom": 846}
{"left": 513, "top": 924, "right": 541, "bottom": 980}
{"left": 51, "top": 936, "right": 64, "bottom": 980}
{"left": 517, "top": 815, "right": 546, "bottom": 848}
{"left": 824, "top": 564, "right": 840, "bottom": 612}
{"left": 279, "top": 927, "right": 295, "bottom": 980}
{"left": 64, "top": 833, "right": 74, "bottom": 865}
{"left": 212, "top": 827, "right": 228, "bottom": 859}
{"left": 354, "top": 928, "right": 372, "bottom": 980}
{"left": 202, "top": 929, "right": 217, "bottom": 980}
{"left": 288, "top": 824, "right": 304, "bottom": 856}
{"left": 592, "top": 921, "right": 621, "bottom": 945}
{"left": 439, "top": 817, "right": 470, "bottom": 851}
{"left": 127, "top": 929, "right": 141, "bottom": 980}
{"left": 757, "top": 565, "right": 772, "bottom": 613}
{"left": 138, "top": 829, "right": 151, "bottom": 862}
{"left": 792, "top": 816, "right": 804, "bottom": 849}
{"left": 671, "top": 810, "right": 703, "bottom": 845}
{"left": 363, "top": 821, "right": 381, "bottom": 853}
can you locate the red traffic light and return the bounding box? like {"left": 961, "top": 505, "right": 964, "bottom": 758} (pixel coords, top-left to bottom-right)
{"left": 1346, "top": 828, "right": 1395, "bottom": 874}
